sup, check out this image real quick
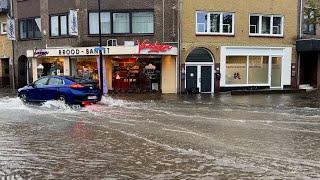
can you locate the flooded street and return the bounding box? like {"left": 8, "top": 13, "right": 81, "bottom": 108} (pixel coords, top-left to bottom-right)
{"left": 0, "top": 92, "right": 320, "bottom": 179}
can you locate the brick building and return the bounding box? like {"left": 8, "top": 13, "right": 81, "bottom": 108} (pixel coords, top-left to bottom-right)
{"left": 180, "top": 0, "right": 298, "bottom": 93}
{"left": 296, "top": 0, "right": 320, "bottom": 90}
{"left": 13, "top": 0, "right": 178, "bottom": 93}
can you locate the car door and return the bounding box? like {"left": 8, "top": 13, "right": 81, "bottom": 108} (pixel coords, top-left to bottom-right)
{"left": 28, "top": 77, "right": 49, "bottom": 101}
{"left": 44, "top": 77, "right": 64, "bottom": 100}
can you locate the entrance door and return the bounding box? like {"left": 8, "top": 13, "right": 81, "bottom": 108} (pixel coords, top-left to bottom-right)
{"left": 200, "top": 66, "right": 212, "bottom": 92}
{"left": 186, "top": 66, "right": 198, "bottom": 92}
{"left": 271, "top": 57, "right": 282, "bottom": 88}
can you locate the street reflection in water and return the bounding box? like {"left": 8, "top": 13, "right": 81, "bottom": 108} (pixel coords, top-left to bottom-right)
{"left": 0, "top": 92, "right": 319, "bottom": 179}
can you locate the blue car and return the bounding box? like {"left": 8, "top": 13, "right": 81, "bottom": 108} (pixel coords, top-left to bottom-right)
{"left": 18, "top": 76, "right": 102, "bottom": 106}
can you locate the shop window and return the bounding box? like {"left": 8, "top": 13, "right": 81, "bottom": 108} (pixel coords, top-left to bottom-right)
{"left": 249, "top": 14, "right": 283, "bottom": 36}
{"left": 50, "top": 14, "right": 68, "bottom": 37}
{"left": 196, "top": 11, "right": 234, "bottom": 35}
{"left": 113, "top": 13, "right": 130, "bottom": 33}
{"left": 19, "top": 17, "right": 41, "bottom": 39}
{"left": 248, "top": 56, "right": 269, "bottom": 84}
{"left": 70, "top": 58, "right": 99, "bottom": 82}
{"left": 89, "top": 12, "right": 111, "bottom": 34}
{"left": 226, "top": 56, "right": 247, "bottom": 85}
{"left": 112, "top": 58, "right": 161, "bottom": 92}
{"left": 132, "top": 12, "right": 154, "bottom": 34}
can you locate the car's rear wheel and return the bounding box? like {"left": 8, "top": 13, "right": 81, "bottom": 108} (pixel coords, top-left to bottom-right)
{"left": 19, "top": 93, "right": 28, "bottom": 103}
{"left": 58, "top": 95, "right": 67, "bottom": 104}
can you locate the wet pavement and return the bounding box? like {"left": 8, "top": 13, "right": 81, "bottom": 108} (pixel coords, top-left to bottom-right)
{"left": 0, "top": 90, "right": 320, "bottom": 179}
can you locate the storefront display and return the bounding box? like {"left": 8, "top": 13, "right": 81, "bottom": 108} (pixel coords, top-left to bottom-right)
{"left": 37, "top": 58, "right": 64, "bottom": 77}
{"left": 75, "top": 58, "right": 98, "bottom": 81}
{"left": 112, "top": 58, "right": 161, "bottom": 92}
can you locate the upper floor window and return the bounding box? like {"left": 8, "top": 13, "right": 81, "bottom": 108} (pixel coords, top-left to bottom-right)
{"left": 50, "top": 14, "right": 68, "bottom": 37}
{"left": 196, "top": 11, "right": 234, "bottom": 35}
{"left": 303, "top": 10, "right": 316, "bottom": 35}
{"left": 88, "top": 11, "right": 154, "bottom": 35}
{"left": 0, "top": 22, "right": 7, "bottom": 35}
{"left": 89, "top": 12, "right": 111, "bottom": 34}
{"left": 132, "top": 12, "right": 154, "bottom": 34}
{"left": 19, "top": 18, "right": 41, "bottom": 39}
{"left": 249, "top": 14, "right": 284, "bottom": 37}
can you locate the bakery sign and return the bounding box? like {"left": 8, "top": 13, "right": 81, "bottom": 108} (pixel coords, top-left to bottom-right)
{"left": 138, "top": 40, "right": 173, "bottom": 54}
{"left": 29, "top": 47, "right": 111, "bottom": 57}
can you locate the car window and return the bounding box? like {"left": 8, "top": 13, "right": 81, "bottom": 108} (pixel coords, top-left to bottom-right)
{"left": 48, "top": 78, "right": 64, "bottom": 85}
{"left": 34, "top": 77, "right": 49, "bottom": 87}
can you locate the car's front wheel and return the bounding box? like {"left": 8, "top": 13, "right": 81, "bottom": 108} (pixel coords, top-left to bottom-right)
{"left": 19, "top": 93, "right": 28, "bottom": 103}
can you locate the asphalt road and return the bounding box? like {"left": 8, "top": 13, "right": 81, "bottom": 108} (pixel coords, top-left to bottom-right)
{"left": 0, "top": 92, "right": 319, "bottom": 179}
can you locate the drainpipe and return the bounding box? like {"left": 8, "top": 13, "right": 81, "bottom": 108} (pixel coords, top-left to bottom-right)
{"left": 162, "top": 0, "right": 165, "bottom": 42}
{"left": 10, "top": 0, "right": 15, "bottom": 89}
{"left": 178, "top": 0, "right": 183, "bottom": 93}
{"left": 299, "top": 0, "right": 303, "bottom": 39}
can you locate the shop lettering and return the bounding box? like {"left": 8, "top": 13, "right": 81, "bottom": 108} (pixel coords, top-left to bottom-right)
{"left": 58, "top": 48, "right": 110, "bottom": 56}
{"left": 59, "top": 49, "right": 80, "bottom": 55}
{"left": 33, "top": 49, "right": 49, "bottom": 57}
{"left": 138, "top": 40, "right": 173, "bottom": 54}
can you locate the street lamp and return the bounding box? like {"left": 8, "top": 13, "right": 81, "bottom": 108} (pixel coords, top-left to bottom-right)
{"left": 98, "top": 0, "right": 106, "bottom": 94}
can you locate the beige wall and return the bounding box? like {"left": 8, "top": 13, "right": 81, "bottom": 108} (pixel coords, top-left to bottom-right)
{"left": 182, "top": 0, "right": 298, "bottom": 63}
{"left": 0, "top": 14, "right": 12, "bottom": 59}
{"left": 105, "top": 57, "right": 113, "bottom": 90}
{"left": 162, "top": 56, "right": 177, "bottom": 93}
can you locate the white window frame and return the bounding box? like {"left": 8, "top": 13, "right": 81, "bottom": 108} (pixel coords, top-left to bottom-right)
{"left": 0, "top": 22, "right": 7, "bottom": 35}
{"left": 249, "top": 14, "right": 284, "bottom": 37}
{"left": 196, "top": 11, "right": 235, "bottom": 35}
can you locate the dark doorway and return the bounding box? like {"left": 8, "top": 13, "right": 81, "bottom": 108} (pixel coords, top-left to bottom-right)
{"left": 186, "top": 66, "right": 198, "bottom": 93}
{"left": 0, "top": 58, "right": 10, "bottom": 88}
{"left": 300, "top": 53, "right": 318, "bottom": 87}
{"left": 18, "top": 55, "right": 28, "bottom": 88}
{"left": 201, "top": 66, "right": 212, "bottom": 92}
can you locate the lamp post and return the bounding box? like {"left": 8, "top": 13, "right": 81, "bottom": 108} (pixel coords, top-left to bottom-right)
{"left": 98, "top": 0, "right": 105, "bottom": 94}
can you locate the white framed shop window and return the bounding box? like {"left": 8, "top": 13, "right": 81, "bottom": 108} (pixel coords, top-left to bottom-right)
{"left": 249, "top": 14, "right": 284, "bottom": 37}
{"left": 220, "top": 46, "right": 292, "bottom": 88}
{"left": 196, "top": 11, "right": 235, "bottom": 35}
{"left": 0, "top": 22, "right": 7, "bottom": 35}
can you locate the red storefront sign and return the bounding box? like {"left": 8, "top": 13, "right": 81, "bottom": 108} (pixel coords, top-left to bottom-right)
{"left": 138, "top": 40, "right": 173, "bottom": 54}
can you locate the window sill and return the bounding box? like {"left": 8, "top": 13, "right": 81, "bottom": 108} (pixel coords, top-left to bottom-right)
{"left": 249, "top": 34, "right": 284, "bottom": 38}
{"left": 49, "top": 36, "right": 78, "bottom": 39}
{"left": 196, "top": 33, "right": 234, "bottom": 36}
{"left": 87, "top": 33, "right": 154, "bottom": 37}
{"left": 19, "top": 38, "right": 42, "bottom": 41}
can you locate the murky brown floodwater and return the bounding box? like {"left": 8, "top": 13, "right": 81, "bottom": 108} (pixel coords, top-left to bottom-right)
{"left": 0, "top": 91, "right": 319, "bottom": 179}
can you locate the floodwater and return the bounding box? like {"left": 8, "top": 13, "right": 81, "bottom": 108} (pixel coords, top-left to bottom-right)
{"left": 0, "top": 91, "right": 319, "bottom": 179}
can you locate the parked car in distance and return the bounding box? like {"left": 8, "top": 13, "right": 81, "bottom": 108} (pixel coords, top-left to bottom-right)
{"left": 18, "top": 76, "right": 102, "bottom": 106}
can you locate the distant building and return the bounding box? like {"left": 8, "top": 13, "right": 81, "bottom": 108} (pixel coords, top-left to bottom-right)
{"left": 0, "top": 0, "right": 12, "bottom": 88}
{"left": 180, "top": 0, "right": 298, "bottom": 93}
{"left": 297, "top": 0, "right": 320, "bottom": 90}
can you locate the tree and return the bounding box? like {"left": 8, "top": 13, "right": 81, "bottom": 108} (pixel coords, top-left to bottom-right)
{"left": 304, "top": 0, "right": 320, "bottom": 25}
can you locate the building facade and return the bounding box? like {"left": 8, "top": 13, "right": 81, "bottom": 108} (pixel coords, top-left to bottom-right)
{"left": 296, "top": 0, "right": 320, "bottom": 90}
{"left": 181, "top": 0, "right": 298, "bottom": 93}
{"left": 0, "top": 0, "right": 12, "bottom": 88}
{"left": 13, "top": 0, "right": 178, "bottom": 93}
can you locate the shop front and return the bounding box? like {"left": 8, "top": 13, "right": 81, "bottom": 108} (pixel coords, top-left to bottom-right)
{"left": 27, "top": 44, "right": 178, "bottom": 94}
{"left": 220, "top": 46, "right": 292, "bottom": 90}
